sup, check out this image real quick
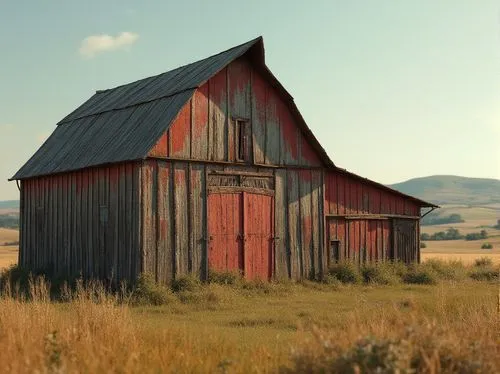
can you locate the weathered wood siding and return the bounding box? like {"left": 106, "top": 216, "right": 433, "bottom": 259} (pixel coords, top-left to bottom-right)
{"left": 324, "top": 171, "right": 420, "bottom": 217}
{"left": 324, "top": 170, "right": 420, "bottom": 264}
{"left": 19, "top": 162, "right": 142, "bottom": 282}
{"left": 140, "top": 160, "right": 324, "bottom": 282}
{"left": 148, "top": 56, "right": 322, "bottom": 167}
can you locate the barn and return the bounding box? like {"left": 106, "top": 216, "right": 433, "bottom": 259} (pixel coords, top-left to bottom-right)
{"left": 10, "top": 37, "right": 436, "bottom": 283}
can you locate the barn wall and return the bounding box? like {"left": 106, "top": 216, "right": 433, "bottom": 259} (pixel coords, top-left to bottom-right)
{"left": 19, "top": 162, "right": 141, "bottom": 282}
{"left": 148, "top": 56, "right": 322, "bottom": 167}
{"left": 140, "top": 159, "right": 324, "bottom": 282}
{"left": 324, "top": 170, "right": 420, "bottom": 264}
{"left": 324, "top": 171, "right": 420, "bottom": 217}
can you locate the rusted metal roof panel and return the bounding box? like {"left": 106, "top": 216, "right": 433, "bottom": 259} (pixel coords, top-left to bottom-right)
{"left": 12, "top": 91, "right": 193, "bottom": 180}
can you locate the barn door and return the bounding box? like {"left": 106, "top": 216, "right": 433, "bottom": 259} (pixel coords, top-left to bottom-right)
{"left": 207, "top": 193, "right": 244, "bottom": 274}
{"left": 392, "top": 219, "right": 418, "bottom": 263}
{"left": 243, "top": 192, "right": 274, "bottom": 280}
{"left": 207, "top": 191, "right": 274, "bottom": 280}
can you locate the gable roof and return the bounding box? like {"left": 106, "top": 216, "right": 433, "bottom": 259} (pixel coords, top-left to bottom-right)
{"left": 13, "top": 37, "right": 308, "bottom": 180}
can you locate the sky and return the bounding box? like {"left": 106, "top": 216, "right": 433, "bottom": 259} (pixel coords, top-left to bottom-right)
{"left": 0, "top": 0, "right": 499, "bottom": 200}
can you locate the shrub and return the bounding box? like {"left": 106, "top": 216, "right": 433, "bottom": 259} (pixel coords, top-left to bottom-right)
{"left": 171, "top": 274, "right": 202, "bottom": 293}
{"left": 328, "top": 262, "right": 362, "bottom": 284}
{"left": 130, "top": 273, "right": 176, "bottom": 306}
{"left": 423, "top": 259, "right": 467, "bottom": 281}
{"left": 420, "top": 241, "right": 427, "bottom": 248}
{"left": 208, "top": 270, "right": 241, "bottom": 285}
{"left": 0, "top": 264, "right": 32, "bottom": 295}
{"left": 329, "top": 337, "right": 411, "bottom": 373}
{"left": 361, "top": 263, "right": 400, "bottom": 285}
{"left": 474, "top": 257, "right": 493, "bottom": 267}
{"left": 403, "top": 265, "right": 438, "bottom": 285}
{"left": 469, "top": 266, "right": 499, "bottom": 281}
{"left": 286, "top": 328, "right": 495, "bottom": 374}
{"left": 481, "top": 243, "right": 493, "bottom": 249}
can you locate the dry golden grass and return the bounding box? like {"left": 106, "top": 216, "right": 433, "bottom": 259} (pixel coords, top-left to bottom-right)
{"left": 422, "top": 252, "right": 500, "bottom": 265}
{"left": 0, "top": 228, "right": 18, "bottom": 270}
{"left": 0, "top": 246, "right": 18, "bottom": 270}
{"left": 0, "top": 227, "right": 18, "bottom": 245}
{"left": 0, "top": 276, "right": 498, "bottom": 373}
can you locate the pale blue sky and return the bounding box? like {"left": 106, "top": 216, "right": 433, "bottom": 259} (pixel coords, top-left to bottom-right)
{"left": 1, "top": 0, "right": 499, "bottom": 200}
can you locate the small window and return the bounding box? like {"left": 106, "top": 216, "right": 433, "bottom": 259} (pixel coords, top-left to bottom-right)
{"left": 100, "top": 205, "right": 108, "bottom": 225}
{"left": 235, "top": 120, "right": 246, "bottom": 161}
{"left": 330, "top": 240, "right": 340, "bottom": 262}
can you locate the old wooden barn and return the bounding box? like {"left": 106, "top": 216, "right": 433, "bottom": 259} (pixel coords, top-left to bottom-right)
{"left": 11, "top": 37, "right": 436, "bottom": 283}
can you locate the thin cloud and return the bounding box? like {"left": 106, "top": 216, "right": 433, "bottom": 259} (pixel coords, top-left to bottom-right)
{"left": 79, "top": 32, "right": 139, "bottom": 58}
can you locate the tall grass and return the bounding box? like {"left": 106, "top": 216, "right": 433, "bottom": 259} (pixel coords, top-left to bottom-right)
{"left": 0, "top": 260, "right": 498, "bottom": 373}
{"left": 285, "top": 297, "right": 499, "bottom": 373}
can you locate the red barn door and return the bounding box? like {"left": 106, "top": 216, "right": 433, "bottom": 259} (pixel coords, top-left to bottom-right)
{"left": 208, "top": 191, "right": 274, "bottom": 280}
{"left": 207, "top": 193, "right": 244, "bottom": 274}
{"left": 243, "top": 192, "right": 274, "bottom": 280}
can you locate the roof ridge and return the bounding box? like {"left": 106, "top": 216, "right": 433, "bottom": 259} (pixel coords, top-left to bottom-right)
{"left": 95, "top": 36, "right": 262, "bottom": 94}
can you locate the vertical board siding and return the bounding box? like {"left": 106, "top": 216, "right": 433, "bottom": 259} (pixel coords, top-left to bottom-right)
{"left": 141, "top": 161, "right": 156, "bottom": 277}
{"left": 228, "top": 58, "right": 251, "bottom": 163}
{"left": 251, "top": 70, "right": 267, "bottom": 164}
{"left": 209, "top": 68, "right": 228, "bottom": 161}
{"left": 190, "top": 164, "right": 206, "bottom": 275}
{"left": 287, "top": 170, "right": 301, "bottom": 278}
{"left": 156, "top": 161, "right": 173, "bottom": 284}
{"left": 174, "top": 163, "right": 190, "bottom": 275}
{"left": 274, "top": 170, "right": 288, "bottom": 279}
{"left": 299, "top": 170, "right": 313, "bottom": 278}
{"left": 324, "top": 171, "right": 421, "bottom": 264}
{"left": 19, "top": 162, "right": 142, "bottom": 283}
{"left": 147, "top": 57, "right": 322, "bottom": 168}
{"left": 170, "top": 101, "right": 191, "bottom": 158}
{"left": 192, "top": 85, "right": 209, "bottom": 160}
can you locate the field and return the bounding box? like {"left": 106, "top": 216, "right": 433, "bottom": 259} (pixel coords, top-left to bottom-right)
{"left": 0, "top": 274, "right": 499, "bottom": 373}
{"left": 1, "top": 210, "right": 500, "bottom": 372}
{"left": 0, "top": 228, "right": 19, "bottom": 269}
{"left": 420, "top": 206, "right": 500, "bottom": 264}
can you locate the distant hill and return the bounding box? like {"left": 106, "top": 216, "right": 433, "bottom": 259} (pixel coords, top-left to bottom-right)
{"left": 0, "top": 200, "right": 19, "bottom": 210}
{"left": 388, "top": 175, "right": 500, "bottom": 205}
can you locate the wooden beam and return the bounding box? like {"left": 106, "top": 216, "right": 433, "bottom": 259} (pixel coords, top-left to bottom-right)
{"left": 325, "top": 214, "right": 420, "bottom": 220}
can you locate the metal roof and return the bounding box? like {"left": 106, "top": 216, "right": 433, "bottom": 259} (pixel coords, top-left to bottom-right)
{"left": 11, "top": 37, "right": 263, "bottom": 180}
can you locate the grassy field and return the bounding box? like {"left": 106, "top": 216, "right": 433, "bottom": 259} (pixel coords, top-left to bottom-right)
{"left": 0, "top": 228, "right": 18, "bottom": 269}
{"left": 420, "top": 211, "right": 500, "bottom": 264}
{"left": 0, "top": 273, "right": 499, "bottom": 373}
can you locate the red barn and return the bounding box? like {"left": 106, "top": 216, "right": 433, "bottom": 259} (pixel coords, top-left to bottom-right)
{"left": 10, "top": 37, "right": 436, "bottom": 283}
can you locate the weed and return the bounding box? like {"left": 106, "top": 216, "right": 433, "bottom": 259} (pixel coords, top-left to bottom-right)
{"left": 361, "top": 263, "right": 401, "bottom": 285}
{"left": 131, "top": 273, "right": 176, "bottom": 306}
{"left": 474, "top": 257, "right": 493, "bottom": 267}
{"left": 208, "top": 270, "right": 241, "bottom": 285}
{"left": 171, "top": 274, "right": 202, "bottom": 293}
{"left": 328, "top": 262, "right": 362, "bottom": 284}
{"left": 403, "top": 265, "right": 438, "bottom": 285}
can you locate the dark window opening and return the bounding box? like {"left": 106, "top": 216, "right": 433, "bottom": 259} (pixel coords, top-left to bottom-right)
{"left": 330, "top": 240, "right": 340, "bottom": 262}
{"left": 236, "top": 120, "right": 246, "bottom": 161}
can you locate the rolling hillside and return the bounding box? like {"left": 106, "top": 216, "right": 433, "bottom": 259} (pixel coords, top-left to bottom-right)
{"left": 388, "top": 175, "right": 500, "bottom": 205}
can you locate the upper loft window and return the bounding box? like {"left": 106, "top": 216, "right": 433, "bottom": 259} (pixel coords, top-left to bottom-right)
{"left": 235, "top": 119, "right": 247, "bottom": 162}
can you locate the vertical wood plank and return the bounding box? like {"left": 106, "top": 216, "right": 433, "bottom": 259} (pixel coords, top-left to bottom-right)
{"left": 274, "top": 169, "right": 288, "bottom": 279}
{"left": 287, "top": 170, "right": 300, "bottom": 279}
